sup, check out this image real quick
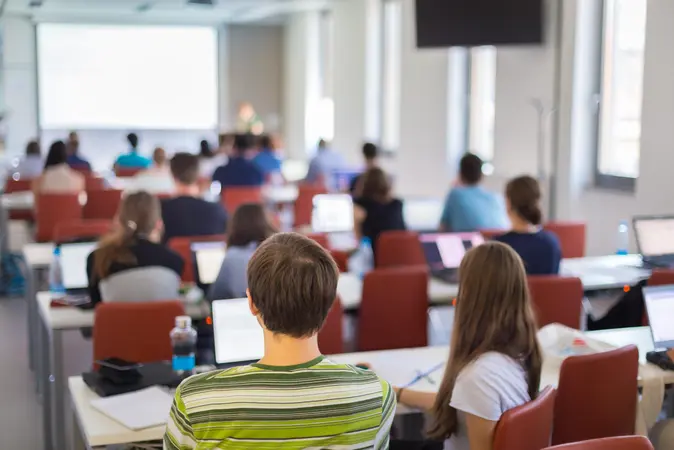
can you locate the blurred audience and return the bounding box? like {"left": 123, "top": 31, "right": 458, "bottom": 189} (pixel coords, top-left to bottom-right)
{"left": 212, "top": 134, "right": 264, "bottom": 188}
{"left": 127, "top": 147, "right": 175, "bottom": 195}
{"left": 32, "top": 140, "right": 85, "bottom": 194}
{"left": 305, "top": 139, "right": 346, "bottom": 190}
{"left": 66, "top": 131, "right": 92, "bottom": 171}
{"left": 114, "top": 133, "right": 152, "bottom": 170}
{"left": 252, "top": 134, "right": 282, "bottom": 178}
{"left": 15, "top": 140, "right": 43, "bottom": 179}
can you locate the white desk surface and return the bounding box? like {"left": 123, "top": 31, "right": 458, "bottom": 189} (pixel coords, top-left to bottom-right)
{"left": 22, "top": 242, "right": 54, "bottom": 268}
{"left": 262, "top": 184, "right": 298, "bottom": 204}
{"left": 561, "top": 254, "right": 650, "bottom": 290}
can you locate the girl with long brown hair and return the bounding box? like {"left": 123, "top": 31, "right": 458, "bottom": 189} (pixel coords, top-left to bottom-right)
{"left": 395, "top": 241, "right": 543, "bottom": 450}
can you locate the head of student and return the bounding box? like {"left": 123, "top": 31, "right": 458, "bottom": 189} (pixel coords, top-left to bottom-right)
{"left": 458, "top": 153, "right": 484, "bottom": 186}
{"left": 44, "top": 140, "right": 68, "bottom": 169}
{"left": 361, "top": 167, "right": 391, "bottom": 203}
{"left": 227, "top": 203, "right": 276, "bottom": 248}
{"left": 199, "top": 140, "right": 213, "bottom": 158}
{"left": 428, "top": 241, "right": 542, "bottom": 440}
{"left": 258, "top": 134, "right": 273, "bottom": 152}
{"left": 93, "top": 191, "right": 163, "bottom": 279}
{"left": 153, "top": 147, "right": 167, "bottom": 168}
{"left": 26, "top": 140, "right": 41, "bottom": 157}
{"left": 506, "top": 175, "right": 543, "bottom": 226}
{"left": 233, "top": 133, "right": 254, "bottom": 156}
{"left": 317, "top": 139, "right": 328, "bottom": 152}
{"left": 362, "top": 142, "right": 378, "bottom": 166}
{"left": 246, "top": 232, "right": 339, "bottom": 339}
{"left": 170, "top": 152, "right": 200, "bottom": 190}
{"left": 127, "top": 133, "right": 139, "bottom": 151}
{"left": 67, "top": 131, "right": 79, "bottom": 155}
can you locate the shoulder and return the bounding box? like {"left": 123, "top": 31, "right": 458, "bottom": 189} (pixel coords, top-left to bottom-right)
{"left": 539, "top": 230, "right": 561, "bottom": 245}
{"left": 389, "top": 198, "right": 404, "bottom": 209}
{"left": 138, "top": 240, "right": 184, "bottom": 267}
{"left": 455, "top": 352, "right": 527, "bottom": 395}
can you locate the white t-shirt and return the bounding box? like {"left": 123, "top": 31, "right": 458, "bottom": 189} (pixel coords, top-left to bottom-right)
{"left": 444, "top": 352, "right": 530, "bottom": 450}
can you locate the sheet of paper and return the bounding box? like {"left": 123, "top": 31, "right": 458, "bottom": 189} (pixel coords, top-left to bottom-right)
{"left": 90, "top": 386, "right": 174, "bottom": 430}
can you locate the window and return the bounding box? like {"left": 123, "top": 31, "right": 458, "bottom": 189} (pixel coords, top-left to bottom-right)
{"left": 467, "top": 46, "right": 497, "bottom": 163}
{"left": 596, "top": 0, "right": 647, "bottom": 186}
{"left": 381, "top": 0, "right": 402, "bottom": 151}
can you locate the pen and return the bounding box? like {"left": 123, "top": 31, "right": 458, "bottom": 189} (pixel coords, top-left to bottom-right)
{"left": 402, "top": 362, "right": 445, "bottom": 388}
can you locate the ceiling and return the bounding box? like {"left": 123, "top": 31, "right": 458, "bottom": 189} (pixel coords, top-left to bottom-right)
{"left": 2, "top": 0, "right": 336, "bottom": 24}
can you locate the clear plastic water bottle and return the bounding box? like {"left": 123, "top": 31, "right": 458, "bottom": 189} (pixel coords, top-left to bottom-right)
{"left": 48, "top": 246, "right": 65, "bottom": 297}
{"left": 349, "top": 237, "right": 374, "bottom": 279}
{"left": 617, "top": 220, "right": 629, "bottom": 255}
{"left": 170, "top": 316, "right": 197, "bottom": 375}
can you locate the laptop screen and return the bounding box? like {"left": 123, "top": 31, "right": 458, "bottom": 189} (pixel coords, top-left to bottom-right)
{"left": 404, "top": 199, "right": 443, "bottom": 232}
{"left": 634, "top": 217, "right": 674, "bottom": 257}
{"left": 643, "top": 285, "right": 674, "bottom": 349}
{"left": 60, "top": 242, "right": 97, "bottom": 289}
{"left": 212, "top": 298, "right": 265, "bottom": 365}
{"left": 191, "top": 241, "right": 226, "bottom": 286}
{"left": 419, "top": 232, "right": 485, "bottom": 271}
{"left": 312, "top": 194, "right": 354, "bottom": 233}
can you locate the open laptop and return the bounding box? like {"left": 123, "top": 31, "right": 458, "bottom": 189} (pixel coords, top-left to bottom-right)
{"left": 643, "top": 285, "right": 674, "bottom": 351}
{"left": 404, "top": 198, "right": 444, "bottom": 233}
{"left": 60, "top": 241, "right": 97, "bottom": 295}
{"left": 633, "top": 216, "right": 674, "bottom": 268}
{"left": 191, "top": 241, "right": 226, "bottom": 292}
{"left": 419, "top": 232, "right": 485, "bottom": 283}
{"left": 312, "top": 194, "right": 357, "bottom": 250}
{"left": 212, "top": 298, "right": 265, "bottom": 368}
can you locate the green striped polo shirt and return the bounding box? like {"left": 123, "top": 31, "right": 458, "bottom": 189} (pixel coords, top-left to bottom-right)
{"left": 164, "top": 356, "right": 396, "bottom": 449}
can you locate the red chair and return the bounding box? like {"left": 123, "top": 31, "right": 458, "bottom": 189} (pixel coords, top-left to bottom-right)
{"left": 552, "top": 345, "right": 639, "bottom": 445}
{"left": 71, "top": 166, "right": 92, "bottom": 176}
{"left": 528, "top": 276, "right": 584, "bottom": 329}
{"left": 221, "top": 187, "right": 263, "bottom": 214}
{"left": 35, "top": 193, "right": 83, "bottom": 242}
{"left": 84, "top": 176, "right": 106, "bottom": 191}
{"left": 331, "top": 250, "right": 349, "bottom": 273}
{"left": 318, "top": 298, "right": 344, "bottom": 354}
{"left": 4, "top": 177, "right": 35, "bottom": 221}
{"left": 545, "top": 436, "right": 654, "bottom": 450}
{"left": 53, "top": 219, "right": 111, "bottom": 243}
{"left": 480, "top": 228, "right": 507, "bottom": 240}
{"left": 93, "top": 301, "right": 185, "bottom": 367}
{"left": 167, "top": 235, "right": 227, "bottom": 283}
{"left": 307, "top": 233, "right": 329, "bottom": 249}
{"left": 114, "top": 167, "right": 143, "bottom": 177}
{"left": 293, "top": 184, "right": 327, "bottom": 227}
{"left": 544, "top": 221, "right": 586, "bottom": 258}
{"left": 493, "top": 386, "right": 556, "bottom": 450}
{"left": 358, "top": 266, "right": 428, "bottom": 351}
{"left": 83, "top": 189, "right": 123, "bottom": 220}
{"left": 376, "top": 230, "right": 425, "bottom": 268}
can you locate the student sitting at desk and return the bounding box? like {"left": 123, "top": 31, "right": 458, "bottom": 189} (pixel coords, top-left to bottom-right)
{"left": 207, "top": 203, "right": 277, "bottom": 301}
{"left": 114, "top": 133, "right": 152, "bottom": 170}
{"left": 32, "top": 140, "right": 85, "bottom": 195}
{"left": 165, "top": 233, "right": 395, "bottom": 449}
{"left": 350, "top": 142, "right": 380, "bottom": 196}
{"left": 65, "top": 131, "right": 92, "bottom": 171}
{"left": 126, "top": 147, "right": 176, "bottom": 195}
{"left": 86, "top": 191, "right": 183, "bottom": 305}
{"left": 15, "top": 140, "right": 43, "bottom": 179}
{"left": 494, "top": 176, "right": 561, "bottom": 275}
{"left": 394, "top": 242, "right": 542, "bottom": 450}
{"left": 252, "top": 134, "right": 283, "bottom": 177}
{"left": 212, "top": 133, "right": 264, "bottom": 188}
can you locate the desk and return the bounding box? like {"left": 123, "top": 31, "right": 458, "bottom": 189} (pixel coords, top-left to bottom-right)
{"left": 38, "top": 292, "right": 209, "bottom": 450}
{"left": 560, "top": 254, "right": 650, "bottom": 290}
{"left": 262, "top": 184, "right": 298, "bottom": 204}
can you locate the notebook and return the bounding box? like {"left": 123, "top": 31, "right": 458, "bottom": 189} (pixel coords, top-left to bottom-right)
{"left": 90, "top": 386, "right": 174, "bottom": 430}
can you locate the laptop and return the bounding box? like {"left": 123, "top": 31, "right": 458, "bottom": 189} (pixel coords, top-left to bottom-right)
{"left": 211, "top": 298, "right": 265, "bottom": 368}
{"left": 191, "top": 241, "right": 226, "bottom": 292}
{"left": 312, "top": 194, "right": 357, "bottom": 250}
{"left": 633, "top": 216, "right": 674, "bottom": 268}
{"left": 419, "top": 232, "right": 485, "bottom": 283}
{"left": 60, "top": 241, "right": 97, "bottom": 295}
{"left": 643, "top": 285, "right": 674, "bottom": 350}
{"left": 404, "top": 198, "right": 444, "bottom": 233}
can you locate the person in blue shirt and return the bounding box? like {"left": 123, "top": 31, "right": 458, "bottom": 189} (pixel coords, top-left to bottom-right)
{"left": 252, "top": 135, "right": 282, "bottom": 177}
{"left": 440, "top": 153, "right": 508, "bottom": 232}
{"left": 114, "top": 133, "right": 152, "bottom": 170}
{"left": 65, "top": 132, "right": 92, "bottom": 171}
{"left": 212, "top": 133, "right": 264, "bottom": 187}
{"left": 305, "top": 139, "right": 346, "bottom": 190}
{"left": 494, "top": 175, "right": 561, "bottom": 275}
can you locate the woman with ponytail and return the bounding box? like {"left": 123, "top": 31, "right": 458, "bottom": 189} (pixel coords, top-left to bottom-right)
{"left": 494, "top": 175, "right": 561, "bottom": 275}
{"left": 86, "top": 191, "right": 184, "bottom": 304}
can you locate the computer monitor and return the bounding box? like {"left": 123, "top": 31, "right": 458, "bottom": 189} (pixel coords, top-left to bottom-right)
{"left": 404, "top": 198, "right": 444, "bottom": 232}
{"left": 60, "top": 241, "right": 97, "bottom": 291}
{"left": 633, "top": 216, "right": 674, "bottom": 257}
{"left": 312, "top": 194, "right": 354, "bottom": 233}
{"left": 191, "top": 241, "right": 226, "bottom": 288}
{"left": 212, "top": 298, "right": 265, "bottom": 365}
{"left": 419, "top": 232, "right": 485, "bottom": 271}
{"left": 643, "top": 285, "right": 674, "bottom": 349}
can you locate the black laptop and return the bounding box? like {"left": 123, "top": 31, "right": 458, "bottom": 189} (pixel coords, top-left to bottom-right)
{"left": 418, "top": 232, "right": 485, "bottom": 283}
{"left": 633, "top": 215, "right": 674, "bottom": 268}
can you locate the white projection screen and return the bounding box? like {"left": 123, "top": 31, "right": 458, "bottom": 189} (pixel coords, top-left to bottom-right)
{"left": 37, "top": 24, "right": 218, "bottom": 130}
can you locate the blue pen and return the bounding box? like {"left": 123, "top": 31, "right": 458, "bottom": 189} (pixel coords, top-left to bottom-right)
{"left": 402, "top": 362, "right": 445, "bottom": 388}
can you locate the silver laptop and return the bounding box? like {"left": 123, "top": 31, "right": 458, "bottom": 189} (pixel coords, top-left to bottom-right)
{"left": 633, "top": 216, "right": 674, "bottom": 267}
{"left": 191, "top": 241, "right": 226, "bottom": 290}
{"left": 312, "top": 194, "right": 356, "bottom": 250}
{"left": 212, "top": 298, "right": 265, "bottom": 367}
{"left": 643, "top": 285, "right": 674, "bottom": 350}
{"left": 60, "top": 241, "right": 97, "bottom": 295}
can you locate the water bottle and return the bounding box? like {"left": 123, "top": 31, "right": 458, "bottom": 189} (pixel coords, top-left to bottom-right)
{"left": 49, "top": 246, "right": 65, "bottom": 297}
{"left": 170, "top": 316, "right": 197, "bottom": 375}
{"left": 617, "top": 220, "right": 629, "bottom": 255}
{"left": 349, "top": 237, "right": 374, "bottom": 279}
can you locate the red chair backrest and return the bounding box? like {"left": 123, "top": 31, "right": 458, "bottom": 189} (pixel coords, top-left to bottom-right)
{"left": 376, "top": 230, "right": 425, "bottom": 268}
{"left": 545, "top": 436, "right": 654, "bottom": 450}
{"left": 358, "top": 266, "right": 428, "bottom": 351}
{"left": 317, "top": 298, "right": 344, "bottom": 354}
{"left": 167, "top": 234, "right": 227, "bottom": 283}
{"left": 330, "top": 250, "right": 349, "bottom": 273}
{"left": 480, "top": 228, "right": 507, "bottom": 240}
{"left": 220, "top": 187, "right": 263, "bottom": 214}
{"left": 35, "top": 193, "right": 83, "bottom": 242}
{"left": 307, "top": 233, "right": 329, "bottom": 249}
{"left": 293, "top": 184, "right": 327, "bottom": 227}
{"left": 553, "top": 345, "right": 639, "bottom": 445}
{"left": 527, "top": 276, "right": 584, "bottom": 329}
{"left": 84, "top": 176, "right": 106, "bottom": 191}
{"left": 53, "top": 219, "right": 111, "bottom": 244}
{"left": 544, "top": 221, "right": 586, "bottom": 258}
{"left": 114, "top": 167, "right": 143, "bottom": 177}
{"left": 493, "top": 386, "right": 556, "bottom": 450}
{"left": 4, "top": 178, "right": 33, "bottom": 193}
{"left": 72, "top": 166, "right": 92, "bottom": 176}
{"left": 93, "top": 301, "right": 185, "bottom": 367}
{"left": 83, "top": 189, "right": 123, "bottom": 220}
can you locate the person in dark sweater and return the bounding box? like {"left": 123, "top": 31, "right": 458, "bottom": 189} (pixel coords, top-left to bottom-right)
{"left": 350, "top": 142, "right": 379, "bottom": 196}
{"left": 161, "top": 153, "right": 228, "bottom": 243}
{"left": 354, "top": 167, "right": 406, "bottom": 253}
{"left": 495, "top": 176, "right": 561, "bottom": 275}
{"left": 87, "top": 192, "right": 184, "bottom": 305}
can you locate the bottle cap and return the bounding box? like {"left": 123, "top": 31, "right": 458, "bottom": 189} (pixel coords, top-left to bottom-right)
{"left": 175, "top": 316, "right": 191, "bottom": 328}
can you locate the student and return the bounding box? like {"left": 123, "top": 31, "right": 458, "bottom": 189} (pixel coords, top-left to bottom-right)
{"left": 114, "top": 133, "right": 152, "bottom": 169}
{"left": 65, "top": 131, "right": 92, "bottom": 171}
{"left": 162, "top": 153, "right": 228, "bottom": 243}
{"left": 207, "top": 203, "right": 276, "bottom": 301}
{"left": 32, "top": 140, "right": 85, "bottom": 194}
{"left": 354, "top": 167, "right": 406, "bottom": 253}
{"left": 212, "top": 133, "right": 264, "bottom": 188}
{"left": 305, "top": 139, "right": 347, "bottom": 189}
{"left": 127, "top": 147, "right": 176, "bottom": 195}
{"left": 15, "top": 140, "right": 43, "bottom": 179}
{"left": 440, "top": 153, "right": 508, "bottom": 232}
{"left": 350, "top": 142, "right": 379, "bottom": 195}
{"left": 86, "top": 191, "right": 184, "bottom": 305}
{"left": 394, "top": 242, "right": 542, "bottom": 450}
{"left": 165, "top": 232, "right": 395, "bottom": 449}
{"left": 252, "top": 134, "right": 282, "bottom": 176}
{"left": 494, "top": 176, "right": 561, "bottom": 275}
